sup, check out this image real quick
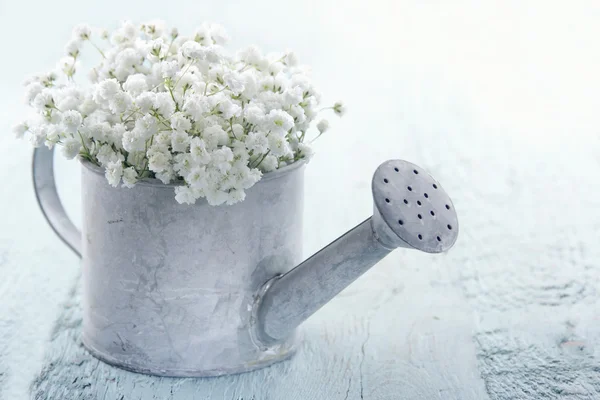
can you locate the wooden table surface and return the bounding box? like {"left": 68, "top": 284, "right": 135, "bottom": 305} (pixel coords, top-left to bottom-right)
{"left": 1, "top": 1, "right": 600, "bottom": 399}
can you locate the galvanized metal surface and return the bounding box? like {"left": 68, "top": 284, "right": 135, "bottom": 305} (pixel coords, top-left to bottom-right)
{"left": 258, "top": 160, "right": 459, "bottom": 342}
{"left": 256, "top": 218, "right": 392, "bottom": 343}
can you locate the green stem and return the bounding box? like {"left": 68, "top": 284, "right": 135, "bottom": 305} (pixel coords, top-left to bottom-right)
{"left": 251, "top": 150, "right": 270, "bottom": 169}
{"left": 174, "top": 63, "right": 192, "bottom": 88}
{"left": 89, "top": 41, "right": 106, "bottom": 59}
{"left": 167, "top": 86, "right": 180, "bottom": 111}
{"left": 206, "top": 87, "right": 227, "bottom": 97}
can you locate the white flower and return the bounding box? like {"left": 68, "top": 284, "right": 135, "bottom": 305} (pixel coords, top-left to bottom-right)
{"left": 61, "top": 110, "right": 83, "bottom": 133}
{"left": 152, "top": 131, "right": 169, "bottom": 146}
{"left": 58, "top": 56, "right": 78, "bottom": 77}
{"left": 205, "top": 187, "right": 228, "bottom": 206}
{"left": 238, "top": 167, "right": 261, "bottom": 189}
{"left": 134, "top": 114, "right": 159, "bottom": 136}
{"left": 155, "top": 166, "right": 174, "bottom": 184}
{"left": 44, "top": 126, "right": 60, "bottom": 149}
{"left": 231, "top": 124, "right": 244, "bottom": 138}
{"left": 171, "top": 130, "right": 190, "bottom": 152}
{"left": 135, "top": 92, "right": 156, "bottom": 113}
{"left": 148, "top": 146, "right": 172, "bottom": 172}
{"left": 122, "top": 166, "right": 138, "bottom": 188}
{"left": 238, "top": 45, "right": 263, "bottom": 65}
{"left": 174, "top": 185, "right": 201, "bottom": 204}
{"left": 245, "top": 131, "right": 269, "bottom": 154}
{"left": 208, "top": 24, "right": 229, "bottom": 45}
{"left": 211, "top": 147, "right": 234, "bottom": 173}
{"left": 154, "top": 92, "right": 176, "bottom": 117}
{"left": 183, "top": 94, "right": 209, "bottom": 120}
{"left": 333, "top": 101, "right": 346, "bottom": 116}
{"left": 94, "top": 79, "right": 120, "bottom": 103}
{"left": 32, "top": 91, "right": 54, "bottom": 111}
{"left": 284, "top": 51, "right": 298, "bottom": 67}
{"left": 223, "top": 71, "right": 245, "bottom": 95}
{"left": 186, "top": 166, "right": 207, "bottom": 188}
{"left": 170, "top": 112, "right": 191, "bottom": 131}
{"left": 65, "top": 39, "right": 81, "bottom": 56}
{"left": 72, "top": 24, "right": 91, "bottom": 40}
{"left": 96, "top": 144, "right": 121, "bottom": 165}
{"left": 80, "top": 95, "right": 98, "bottom": 115}
{"left": 189, "top": 137, "right": 212, "bottom": 163}
{"left": 259, "top": 154, "right": 278, "bottom": 172}
{"left": 226, "top": 189, "right": 246, "bottom": 205}
{"left": 12, "top": 122, "right": 28, "bottom": 138}
{"left": 61, "top": 137, "right": 82, "bottom": 159}
{"left": 298, "top": 142, "right": 314, "bottom": 159}
{"left": 193, "top": 24, "right": 212, "bottom": 46}
{"left": 173, "top": 152, "right": 194, "bottom": 176}
{"left": 142, "top": 20, "right": 166, "bottom": 39}
{"left": 27, "top": 127, "right": 47, "bottom": 147}
{"left": 159, "top": 60, "right": 179, "bottom": 79}
{"left": 123, "top": 74, "right": 149, "bottom": 96}
{"left": 218, "top": 99, "right": 241, "bottom": 119}
{"left": 283, "top": 86, "right": 303, "bottom": 107}
{"left": 288, "top": 104, "right": 306, "bottom": 124}
{"left": 243, "top": 105, "right": 264, "bottom": 125}
{"left": 108, "top": 91, "right": 133, "bottom": 114}
{"left": 122, "top": 129, "right": 146, "bottom": 152}
{"left": 317, "top": 119, "right": 329, "bottom": 133}
{"left": 180, "top": 41, "right": 205, "bottom": 60}
{"left": 264, "top": 109, "right": 294, "bottom": 134}
{"left": 109, "top": 123, "right": 127, "bottom": 148}
{"left": 24, "top": 82, "right": 44, "bottom": 105}
{"left": 105, "top": 161, "right": 123, "bottom": 187}
{"left": 203, "top": 125, "right": 228, "bottom": 149}
{"left": 267, "top": 134, "right": 292, "bottom": 157}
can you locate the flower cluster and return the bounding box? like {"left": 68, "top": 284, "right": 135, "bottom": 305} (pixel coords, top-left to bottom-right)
{"left": 15, "top": 21, "right": 345, "bottom": 205}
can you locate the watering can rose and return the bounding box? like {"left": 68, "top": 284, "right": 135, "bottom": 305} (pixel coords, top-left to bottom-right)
{"left": 15, "top": 20, "right": 345, "bottom": 205}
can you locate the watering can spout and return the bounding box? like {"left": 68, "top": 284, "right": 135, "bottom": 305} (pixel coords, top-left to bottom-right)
{"left": 255, "top": 159, "right": 459, "bottom": 344}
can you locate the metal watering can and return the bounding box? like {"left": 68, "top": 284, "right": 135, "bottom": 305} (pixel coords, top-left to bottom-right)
{"left": 32, "top": 146, "right": 459, "bottom": 377}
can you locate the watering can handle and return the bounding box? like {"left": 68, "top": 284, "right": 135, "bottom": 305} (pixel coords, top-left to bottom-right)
{"left": 32, "top": 146, "right": 82, "bottom": 258}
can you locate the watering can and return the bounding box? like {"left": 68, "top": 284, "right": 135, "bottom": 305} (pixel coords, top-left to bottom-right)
{"left": 32, "top": 146, "right": 458, "bottom": 377}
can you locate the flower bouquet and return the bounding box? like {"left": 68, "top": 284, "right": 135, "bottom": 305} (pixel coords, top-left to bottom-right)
{"left": 16, "top": 20, "right": 344, "bottom": 205}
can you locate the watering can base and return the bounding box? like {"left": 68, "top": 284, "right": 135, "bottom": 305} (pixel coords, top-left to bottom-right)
{"left": 82, "top": 334, "right": 298, "bottom": 377}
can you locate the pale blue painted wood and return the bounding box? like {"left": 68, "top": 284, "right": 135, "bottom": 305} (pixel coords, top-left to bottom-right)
{"left": 0, "top": 1, "right": 599, "bottom": 399}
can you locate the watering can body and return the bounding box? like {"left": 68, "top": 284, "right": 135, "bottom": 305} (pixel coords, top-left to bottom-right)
{"left": 33, "top": 146, "right": 459, "bottom": 377}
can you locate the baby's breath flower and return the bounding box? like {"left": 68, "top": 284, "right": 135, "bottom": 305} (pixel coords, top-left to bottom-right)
{"left": 61, "top": 110, "right": 83, "bottom": 133}
{"left": 12, "top": 122, "right": 28, "bottom": 138}
{"left": 122, "top": 167, "right": 138, "bottom": 188}
{"left": 64, "top": 40, "right": 81, "bottom": 57}
{"left": 17, "top": 20, "right": 344, "bottom": 206}
{"left": 175, "top": 185, "right": 200, "bottom": 204}
{"left": 105, "top": 161, "right": 123, "bottom": 187}
{"left": 316, "top": 119, "right": 329, "bottom": 134}
{"left": 333, "top": 101, "right": 346, "bottom": 117}
{"left": 123, "top": 74, "right": 149, "bottom": 96}
{"left": 73, "top": 24, "right": 92, "bottom": 41}
{"left": 171, "top": 130, "right": 190, "bottom": 152}
{"left": 24, "top": 82, "right": 44, "bottom": 105}
{"left": 259, "top": 154, "right": 279, "bottom": 172}
{"left": 61, "top": 137, "right": 82, "bottom": 159}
